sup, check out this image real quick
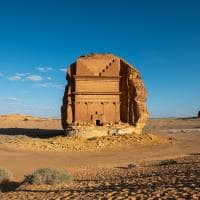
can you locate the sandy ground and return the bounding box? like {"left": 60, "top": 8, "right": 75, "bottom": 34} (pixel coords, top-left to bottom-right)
{"left": 0, "top": 114, "right": 200, "bottom": 199}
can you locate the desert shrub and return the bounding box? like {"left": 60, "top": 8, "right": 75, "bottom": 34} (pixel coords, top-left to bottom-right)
{"left": 0, "top": 168, "right": 13, "bottom": 184}
{"left": 87, "top": 137, "right": 97, "bottom": 141}
{"left": 159, "top": 159, "right": 177, "bottom": 166}
{"left": 25, "top": 168, "right": 73, "bottom": 185}
{"left": 127, "top": 163, "right": 136, "bottom": 169}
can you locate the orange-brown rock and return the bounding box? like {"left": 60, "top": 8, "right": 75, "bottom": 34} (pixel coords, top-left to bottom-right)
{"left": 61, "top": 53, "right": 148, "bottom": 136}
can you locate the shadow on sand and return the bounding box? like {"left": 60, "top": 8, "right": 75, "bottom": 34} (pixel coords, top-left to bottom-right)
{"left": 190, "top": 152, "right": 200, "bottom": 156}
{"left": 0, "top": 128, "right": 64, "bottom": 139}
{"left": 178, "top": 117, "right": 199, "bottom": 120}
{"left": 0, "top": 181, "right": 21, "bottom": 193}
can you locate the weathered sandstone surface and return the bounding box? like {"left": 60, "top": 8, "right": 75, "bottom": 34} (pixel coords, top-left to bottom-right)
{"left": 61, "top": 53, "right": 148, "bottom": 136}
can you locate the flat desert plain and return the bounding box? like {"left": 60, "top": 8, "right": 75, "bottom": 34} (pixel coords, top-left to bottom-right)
{"left": 0, "top": 114, "right": 199, "bottom": 199}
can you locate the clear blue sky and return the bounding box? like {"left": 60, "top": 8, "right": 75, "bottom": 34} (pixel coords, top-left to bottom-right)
{"left": 0, "top": 0, "right": 199, "bottom": 118}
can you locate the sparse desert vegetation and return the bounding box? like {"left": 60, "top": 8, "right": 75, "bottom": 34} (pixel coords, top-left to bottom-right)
{"left": 25, "top": 167, "right": 73, "bottom": 185}
{"left": 0, "top": 115, "right": 199, "bottom": 199}
{"left": 158, "top": 159, "right": 178, "bottom": 166}
{"left": 0, "top": 156, "right": 199, "bottom": 199}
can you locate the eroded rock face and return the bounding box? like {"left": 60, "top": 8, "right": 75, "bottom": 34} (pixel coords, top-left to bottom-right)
{"left": 61, "top": 53, "right": 148, "bottom": 136}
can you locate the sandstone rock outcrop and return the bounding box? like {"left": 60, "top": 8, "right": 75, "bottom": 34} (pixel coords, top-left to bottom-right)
{"left": 61, "top": 53, "right": 148, "bottom": 136}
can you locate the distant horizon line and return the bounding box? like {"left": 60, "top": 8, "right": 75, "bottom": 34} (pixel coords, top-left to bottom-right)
{"left": 0, "top": 112, "right": 198, "bottom": 120}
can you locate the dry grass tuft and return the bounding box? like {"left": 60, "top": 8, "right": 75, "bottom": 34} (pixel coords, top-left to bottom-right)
{"left": 25, "top": 168, "right": 73, "bottom": 185}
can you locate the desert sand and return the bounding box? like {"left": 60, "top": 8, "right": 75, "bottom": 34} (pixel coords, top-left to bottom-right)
{"left": 0, "top": 114, "right": 199, "bottom": 199}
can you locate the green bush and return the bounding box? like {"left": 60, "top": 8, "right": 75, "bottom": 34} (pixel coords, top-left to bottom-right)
{"left": 25, "top": 168, "right": 73, "bottom": 185}
{"left": 0, "top": 167, "right": 13, "bottom": 184}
